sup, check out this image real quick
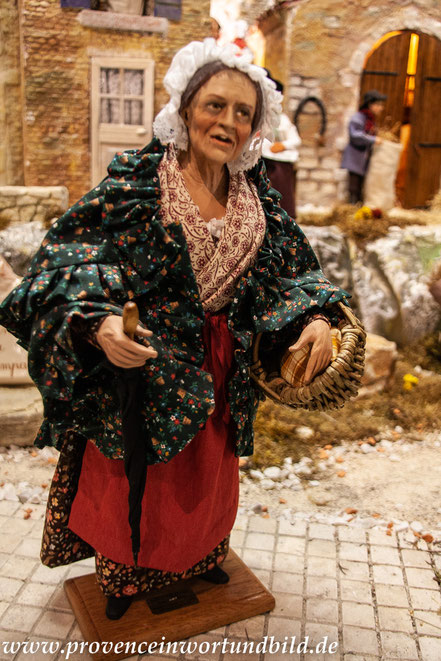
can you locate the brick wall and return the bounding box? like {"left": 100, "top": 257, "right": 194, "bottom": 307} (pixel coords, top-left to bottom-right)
{"left": 19, "top": 0, "right": 211, "bottom": 202}
{"left": 0, "top": 0, "right": 24, "bottom": 186}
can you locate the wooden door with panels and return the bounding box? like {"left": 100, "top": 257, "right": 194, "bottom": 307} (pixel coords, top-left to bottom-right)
{"left": 360, "top": 31, "right": 441, "bottom": 208}
{"left": 406, "top": 33, "right": 441, "bottom": 208}
{"left": 91, "top": 57, "right": 154, "bottom": 186}
{"left": 360, "top": 32, "right": 411, "bottom": 131}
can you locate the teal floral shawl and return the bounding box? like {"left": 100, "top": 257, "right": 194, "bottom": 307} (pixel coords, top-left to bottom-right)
{"left": 0, "top": 138, "right": 349, "bottom": 462}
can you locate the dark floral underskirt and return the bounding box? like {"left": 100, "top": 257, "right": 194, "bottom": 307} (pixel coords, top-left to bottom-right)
{"left": 95, "top": 537, "right": 229, "bottom": 597}
{"left": 41, "top": 431, "right": 229, "bottom": 597}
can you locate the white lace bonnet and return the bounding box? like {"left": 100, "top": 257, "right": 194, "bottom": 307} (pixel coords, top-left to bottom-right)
{"left": 153, "top": 38, "right": 283, "bottom": 173}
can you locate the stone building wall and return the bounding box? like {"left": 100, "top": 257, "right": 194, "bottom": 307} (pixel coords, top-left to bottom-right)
{"left": 19, "top": 0, "right": 211, "bottom": 202}
{"left": 239, "top": 0, "right": 278, "bottom": 24}
{"left": 285, "top": 0, "right": 441, "bottom": 208}
{"left": 285, "top": 73, "right": 343, "bottom": 205}
{"left": 0, "top": 186, "right": 69, "bottom": 228}
{"left": 0, "top": 0, "right": 24, "bottom": 186}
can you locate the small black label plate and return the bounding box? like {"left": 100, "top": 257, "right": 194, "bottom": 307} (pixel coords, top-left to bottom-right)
{"left": 145, "top": 586, "right": 199, "bottom": 614}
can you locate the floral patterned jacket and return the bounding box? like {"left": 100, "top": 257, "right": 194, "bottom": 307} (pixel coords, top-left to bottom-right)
{"left": 0, "top": 139, "right": 349, "bottom": 463}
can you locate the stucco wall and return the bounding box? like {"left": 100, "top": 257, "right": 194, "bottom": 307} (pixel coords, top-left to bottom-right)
{"left": 19, "top": 0, "right": 211, "bottom": 202}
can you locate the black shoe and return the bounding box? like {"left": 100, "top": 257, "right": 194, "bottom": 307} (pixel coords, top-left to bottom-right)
{"left": 199, "top": 566, "right": 230, "bottom": 584}
{"left": 105, "top": 595, "right": 134, "bottom": 620}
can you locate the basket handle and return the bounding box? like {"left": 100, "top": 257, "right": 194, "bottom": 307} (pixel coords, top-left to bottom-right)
{"left": 252, "top": 330, "right": 263, "bottom": 366}
{"left": 336, "top": 301, "right": 360, "bottom": 328}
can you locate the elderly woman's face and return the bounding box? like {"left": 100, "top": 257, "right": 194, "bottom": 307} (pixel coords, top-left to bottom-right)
{"left": 183, "top": 70, "right": 257, "bottom": 167}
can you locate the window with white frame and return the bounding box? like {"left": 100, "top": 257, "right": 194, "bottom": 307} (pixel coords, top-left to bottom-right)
{"left": 91, "top": 57, "right": 154, "bottom": 185}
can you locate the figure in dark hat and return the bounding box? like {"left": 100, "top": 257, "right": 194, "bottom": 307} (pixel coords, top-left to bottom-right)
{"left": 341, "top": 89, "right": 387, "bottom": 204}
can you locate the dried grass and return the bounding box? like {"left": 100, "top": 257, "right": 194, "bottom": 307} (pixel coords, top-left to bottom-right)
{"left": 297, "top": 204, "right": 425, "bottom": 244}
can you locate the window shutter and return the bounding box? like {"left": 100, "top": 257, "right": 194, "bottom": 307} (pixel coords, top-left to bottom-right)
{"left": 154, "top": 0, "right": 181, "bottom": 20}
{"left": 60, "top": 0, "right": 92, "bottom": 7}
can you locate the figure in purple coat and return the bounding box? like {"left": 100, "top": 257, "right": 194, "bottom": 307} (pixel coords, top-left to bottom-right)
{"left": 341, "top": 90, "right": 386, "bottom": 204}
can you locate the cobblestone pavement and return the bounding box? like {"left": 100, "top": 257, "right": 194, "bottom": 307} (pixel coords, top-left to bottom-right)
{"left": 0, "top": 500, "right": 441, "bottom": 661}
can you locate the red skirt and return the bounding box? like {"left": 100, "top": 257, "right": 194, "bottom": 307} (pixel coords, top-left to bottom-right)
{"left": 68, "top": 311, "right": 239, "bottom": 572}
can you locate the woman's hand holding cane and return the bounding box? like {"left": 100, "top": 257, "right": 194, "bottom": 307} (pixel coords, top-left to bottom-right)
{"left": 96, "top": 308, "right": 157, "bottom": 368}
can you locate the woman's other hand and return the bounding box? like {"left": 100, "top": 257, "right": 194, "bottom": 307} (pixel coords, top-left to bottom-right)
{"left": 288, "top": 319, "right": 332, "bottom": 384}
{"left": 270, "top": 142, "right": 286, "bottom": 153}
{"left": 96, "top": 315, "right": 158, "bottom": 368}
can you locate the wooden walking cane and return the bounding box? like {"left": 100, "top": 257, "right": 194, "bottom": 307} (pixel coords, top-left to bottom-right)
{"left": 121, "top": 299, "right": 150, "bottom": 569}
{"left": 122, "top": 301, "right": 139, "bottom": 340}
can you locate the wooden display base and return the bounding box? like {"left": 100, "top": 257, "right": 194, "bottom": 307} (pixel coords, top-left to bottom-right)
{"left": 64, "top": 550, "right": 275, "bottom": 661}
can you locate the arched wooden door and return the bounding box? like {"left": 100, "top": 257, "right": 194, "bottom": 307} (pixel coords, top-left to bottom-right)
{"left": 361, "top": 32, "right": 411, "bottom": 128}
{"left": 360, "top": 31, "right": 441, "bottom": 208}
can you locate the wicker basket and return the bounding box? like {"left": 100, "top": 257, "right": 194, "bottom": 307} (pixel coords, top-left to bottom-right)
{"left": 250, "top": 302, "right": 366, "bottom": 411}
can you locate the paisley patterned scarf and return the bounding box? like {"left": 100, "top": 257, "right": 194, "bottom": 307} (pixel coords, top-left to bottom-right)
{"left": 158, "top": 147, "right": 266, "bottom": 313}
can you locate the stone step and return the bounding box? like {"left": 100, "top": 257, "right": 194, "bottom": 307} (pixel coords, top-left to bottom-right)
{"left": 0, "top": 385, "right": 43, "bottom": 446}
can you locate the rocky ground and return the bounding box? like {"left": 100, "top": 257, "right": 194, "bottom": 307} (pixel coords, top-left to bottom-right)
{"left": 237, "top": 428, "right": 441, "bottom": 545}
{"left": 0, "top": 445, "right": 56, "bottom": 506}
{"left": 1, "top": 427, "right": 441, "bottom": 548}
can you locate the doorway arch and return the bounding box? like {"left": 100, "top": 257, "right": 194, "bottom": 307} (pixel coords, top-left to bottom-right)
{"left": 360, "top": 30, "right": 441, "bottom": 208}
